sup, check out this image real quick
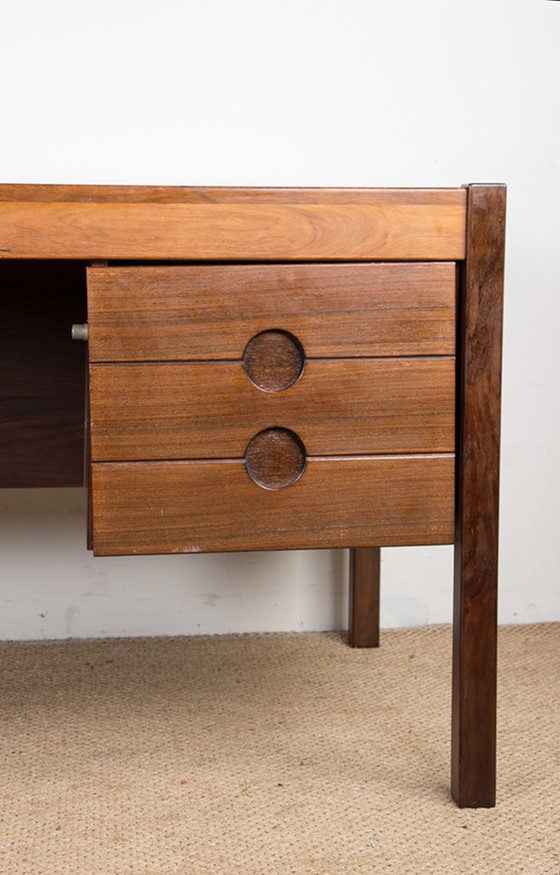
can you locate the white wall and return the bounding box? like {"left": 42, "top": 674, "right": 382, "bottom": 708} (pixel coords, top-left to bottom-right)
{"left": 1, "top": 0, "right": 559, "bottom": 639}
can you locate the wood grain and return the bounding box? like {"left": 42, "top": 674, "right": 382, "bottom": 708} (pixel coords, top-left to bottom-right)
{"left": 244, "top": 427, "right": 307, "bottom": 489}
{"left": 90, "top": 455, "right": 455, "bottom": 556}
{"left": 89, "top": 358, "right": 455, "bottom": 460}
{"left": 349, "top": 547, "right": 381, "bottom": 648}
{"left": 242, "top": 330, "right": 304, "bottom": 392}
{"left": 87, "top": 263, "right": 457, "bottom": 362}
{"left": 452, "top": 184, "right": 506, "bottom": 808}
{"left": 0, "top": 199, "right": 466, "bottom": 261}
{"left": 0, "top": 184, "right": 467, "bottom": 205}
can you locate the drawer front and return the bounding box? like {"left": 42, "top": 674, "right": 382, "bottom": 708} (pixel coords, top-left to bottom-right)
{"left": 90, "top": 358, "right": 455, "bottom": 460}
{"left": 87, "top": 262, "right": 456, "bottom": 362}
{"left": 91, "top": 455, "right": 455, "bottom": 556}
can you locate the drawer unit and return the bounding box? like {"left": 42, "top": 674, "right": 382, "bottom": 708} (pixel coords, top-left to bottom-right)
{"left": 87, "top": 261, "right": 456, "bottom": 556}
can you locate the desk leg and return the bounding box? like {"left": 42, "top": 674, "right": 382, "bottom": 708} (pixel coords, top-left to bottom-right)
{"left": 86, "top": 370, "right": 94, "bottom": 552}
{"left": 349, "top": 547, "right": 380, "bottom": 648}
{"left": 452, "top": 184, "right": 505, "bottom": 808}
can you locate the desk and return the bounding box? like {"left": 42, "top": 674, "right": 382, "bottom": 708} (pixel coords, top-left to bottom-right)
{"left": 0, "top": 184, "right": 505, "bottom": 807}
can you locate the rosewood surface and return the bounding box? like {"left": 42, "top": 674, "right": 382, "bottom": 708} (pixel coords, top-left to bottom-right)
{"left": 349, "top": 547, "right": 381, "bottom": 648}
{"left": 452, "top": 184, "right": 506, "bottom": 808}
{"left": 91, "top": 455, "right": 455, "bottom": 556}
{"left": 0, "top": 185, "right": 466, "bottom": 261}
{"left": 86, "top": 263, "right": 456, "bottom": 362}
{"left": 89, "top": 358, "right": 455, "bottom": 461}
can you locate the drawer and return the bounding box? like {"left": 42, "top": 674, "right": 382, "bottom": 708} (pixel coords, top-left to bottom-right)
{"left": 91, "top": 455, "right": 455, "bottom": 556}
{"left": 90, "top": 357, "right": 455, "bottom": 460}
{"left": 86, "top": 262, "right": 456, "bottom": 362}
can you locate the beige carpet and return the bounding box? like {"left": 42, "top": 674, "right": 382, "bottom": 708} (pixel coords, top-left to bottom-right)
{"left": 1, "top": 624, "right": 558, "bottom": 874}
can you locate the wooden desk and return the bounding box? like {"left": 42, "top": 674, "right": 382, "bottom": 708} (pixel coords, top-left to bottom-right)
{"left": 0, "top": 184, "right": 505, "bottom": 807}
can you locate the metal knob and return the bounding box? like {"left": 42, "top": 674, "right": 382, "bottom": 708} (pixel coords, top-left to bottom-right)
{"left": 71, "top": 323, "right": 89, "bottom": 341}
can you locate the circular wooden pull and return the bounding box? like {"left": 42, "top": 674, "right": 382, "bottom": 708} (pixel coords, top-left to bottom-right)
{"left": 242, "top": 330, "right": 304, "bottom": 392}
{"left": 245, "top": 427, "right": 307, "bottom": 489}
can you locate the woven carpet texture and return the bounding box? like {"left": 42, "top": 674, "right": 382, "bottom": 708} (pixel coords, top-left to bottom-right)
{"left": 1, "top": 624, "right": 558, "bottom": 874}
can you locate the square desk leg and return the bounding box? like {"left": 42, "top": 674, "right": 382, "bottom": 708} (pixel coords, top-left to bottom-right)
{"left": 347, "top": 186, "right": 505, "bottom": 807}
{"left": 452, "top": 184, "right": 506, "bottom": 808}
{"left": 349, "top": 547, "right": 381, "bottom": 648}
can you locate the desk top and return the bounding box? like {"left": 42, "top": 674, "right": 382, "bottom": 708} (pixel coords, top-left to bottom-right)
{"left": 0, "top": 184, "right": 467, "bottom": 261}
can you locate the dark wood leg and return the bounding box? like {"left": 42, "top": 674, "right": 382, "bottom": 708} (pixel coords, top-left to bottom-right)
{"left": 349, "top": 547, "right": 381, "bottom": 648}
{"left": 451, "top": 184, "right": 506, "bottom": 808}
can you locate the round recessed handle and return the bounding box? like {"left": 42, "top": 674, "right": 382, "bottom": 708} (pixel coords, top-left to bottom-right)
{"left": 242, "top": 330, "right": 304, "bottom": 392}
{"left": 244, "top": 427, "right": 307, "bottom": 490}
